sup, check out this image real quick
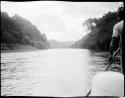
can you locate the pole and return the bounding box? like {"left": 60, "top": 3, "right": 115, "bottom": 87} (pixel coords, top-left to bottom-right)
{"left": 86, "top": 47, "right": 121, "bottom": 96}
{"left": 105, "top": 47, "right": 120, "bottom": 71}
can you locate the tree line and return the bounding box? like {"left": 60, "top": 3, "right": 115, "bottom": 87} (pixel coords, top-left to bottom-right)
{"left": 72, "top": 7, "right": 121, "bottom": 51}
{"left": 1, "top": 11, "right": 50, "bottom": 50}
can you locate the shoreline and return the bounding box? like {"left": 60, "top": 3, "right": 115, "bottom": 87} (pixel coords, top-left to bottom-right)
{"left": 1, "top": 44, "right": 50, "bottom": 53}
{"left": 1, "top": 45, "right": 42, "bottom": 53}
{"left": 1, "top": 48, "right": 41, "bottom": 53}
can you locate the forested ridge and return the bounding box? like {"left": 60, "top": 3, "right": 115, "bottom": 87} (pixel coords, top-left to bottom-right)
{"left": 1, "top": 11, "right": 49, "bottom": 50}
{"left": 72, "top": 9, "right": 121, "bottom": 51}
{"left": 48, "top": 40, "right": 75, "bottom": 48}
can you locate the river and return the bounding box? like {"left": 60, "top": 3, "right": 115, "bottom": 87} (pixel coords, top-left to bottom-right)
{"left": 1, "top": 49, "right": 108, "bottom": 96}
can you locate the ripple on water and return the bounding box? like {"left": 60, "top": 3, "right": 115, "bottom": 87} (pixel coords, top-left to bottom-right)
{"left": 1, "top": 49, "right": 110, "bottom": 96}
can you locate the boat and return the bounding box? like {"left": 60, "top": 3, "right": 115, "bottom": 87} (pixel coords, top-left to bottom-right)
{"left": 86, "top": 47, "right": 123, "bottom": 96}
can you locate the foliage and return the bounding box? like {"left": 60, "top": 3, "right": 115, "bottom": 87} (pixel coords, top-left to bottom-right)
{"left": 1, "top": 11, "right": 49, "bottom": 50}
{"left": 73, "top": 8, "right": 121, "bottom": 51}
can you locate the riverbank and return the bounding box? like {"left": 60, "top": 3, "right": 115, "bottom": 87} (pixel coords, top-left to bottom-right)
{"left": 1, "top": 44, "right": 42, "bottom": 53}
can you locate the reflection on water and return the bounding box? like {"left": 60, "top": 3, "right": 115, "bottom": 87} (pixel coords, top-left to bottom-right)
{"left": 1, "top": 49, "right": 107, "bottom": 96}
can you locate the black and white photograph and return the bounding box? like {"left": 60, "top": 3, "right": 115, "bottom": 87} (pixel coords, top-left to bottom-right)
{"left": 1, "top": 1, "right": 124, "bottom": 97}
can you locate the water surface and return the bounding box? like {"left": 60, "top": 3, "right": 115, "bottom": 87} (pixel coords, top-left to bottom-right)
{"left": 1, "top": 49, "right": 107, "bottom": 96}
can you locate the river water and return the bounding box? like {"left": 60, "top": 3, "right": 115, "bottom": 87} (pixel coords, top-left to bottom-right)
{"left": 1, "top": 49, "right": 107, "bottom": 96}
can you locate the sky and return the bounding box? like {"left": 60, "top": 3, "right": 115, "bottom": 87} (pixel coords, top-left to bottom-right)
{"left": 1, "top": 1, "right": 123, "bottom": 41}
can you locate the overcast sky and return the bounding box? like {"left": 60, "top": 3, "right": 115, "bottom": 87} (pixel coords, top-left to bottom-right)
{"left": 1, "top": 1, "right": 123, "bottom": 41}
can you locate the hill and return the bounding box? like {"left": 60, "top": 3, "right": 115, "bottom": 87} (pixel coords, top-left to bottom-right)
{"left": 48, "top": 40, "right": 75, "bottom": 48}
{"left": 72, "top": 10, "right": 120, "bottom": 51}
{"left": 1, "top": 11, "right": 49, "bottom": 51}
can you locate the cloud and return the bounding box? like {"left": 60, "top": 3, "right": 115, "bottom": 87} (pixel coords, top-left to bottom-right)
{"left": 1, "top": 1, "right": 64, "bottom": 19}
{"left": 1, "top": 1, "right": 122, "bottom": 41}
{"left": 46, "top": 32, "right": 64, "bottom": 41}
{"left": 35, "top": 15, "right": 66, "bottom": 32}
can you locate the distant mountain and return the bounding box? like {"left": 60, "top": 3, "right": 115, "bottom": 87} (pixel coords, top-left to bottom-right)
{"left": 48, "top": 40, "right": 75, "bottom": 48}
{"left": 1, "top": 11, "right": 49, "bottom": 50}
